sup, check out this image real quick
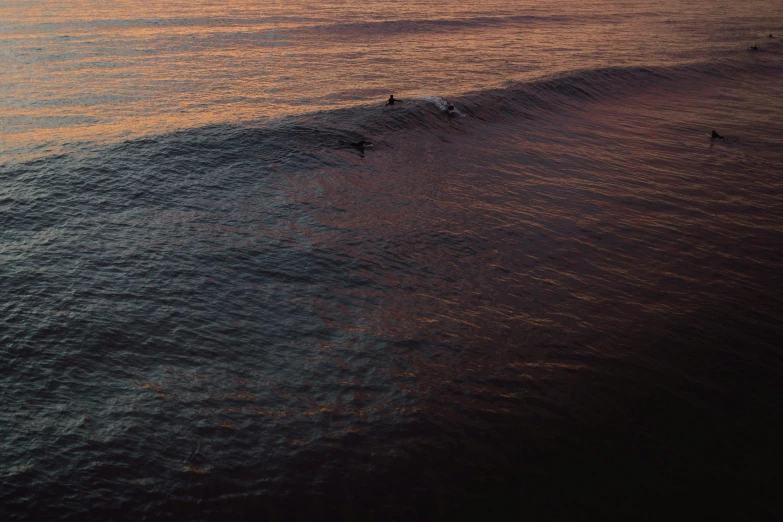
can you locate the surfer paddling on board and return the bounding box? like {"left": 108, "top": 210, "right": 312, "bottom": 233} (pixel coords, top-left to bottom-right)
{"left": 749, "top": 44, "right": 759, "bottom": 51}
{"left": 345, "top": 139, "right": 373, "bottom": 157}
{"left": 711, "top": 130, "right": 724, "bottom": 140}
{"left": 350, "top": 140, "right": 373, "bottom": 153}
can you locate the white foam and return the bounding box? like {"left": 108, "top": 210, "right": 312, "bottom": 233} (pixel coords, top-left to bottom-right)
{"left": 418, "top": 95, "right": 464, "bottom": 116}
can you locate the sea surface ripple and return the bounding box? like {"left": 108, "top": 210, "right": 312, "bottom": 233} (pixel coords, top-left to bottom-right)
{"left": 2, "top": 1, "right": 783, "bottom": 520}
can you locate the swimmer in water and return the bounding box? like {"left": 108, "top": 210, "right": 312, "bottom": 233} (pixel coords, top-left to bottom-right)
{"left": 350, "top": 140, "right": 373, "bottom": 154}
{"left": 386, "top": 95, "right": 397, "bottom": 106}
{"left": 711, "top": 130, "right": 724, "bottom": 140}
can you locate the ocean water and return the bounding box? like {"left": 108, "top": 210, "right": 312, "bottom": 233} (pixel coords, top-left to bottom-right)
{"left": 2, "top": 1, "right": 783, "bottom": 520}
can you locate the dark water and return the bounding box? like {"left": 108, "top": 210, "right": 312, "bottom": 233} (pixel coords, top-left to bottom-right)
{"left": 3, "top": 4, "right": 783, "bottom": 521}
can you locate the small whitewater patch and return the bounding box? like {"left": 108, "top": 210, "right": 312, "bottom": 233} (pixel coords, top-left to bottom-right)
{"left": 418, "top": 95, "right": 465, "bottom": 117}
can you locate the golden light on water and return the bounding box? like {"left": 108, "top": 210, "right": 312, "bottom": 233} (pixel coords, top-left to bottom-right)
{"left": 1, "top": 0, "right": 734, "bottom": 157}
{"left": 2, "top": 1, "right": 783, "bottom": 519}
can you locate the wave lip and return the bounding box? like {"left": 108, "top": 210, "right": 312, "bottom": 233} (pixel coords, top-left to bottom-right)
{"left": 303, "top": 14, "right": 573, "bottom": 37}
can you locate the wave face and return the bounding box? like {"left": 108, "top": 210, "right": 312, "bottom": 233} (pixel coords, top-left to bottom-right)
{"left": 6, "top": 57, "right": 779, "bottom": 171}
{"left": 2, "top": 2, "right": 783, "bottom": 521}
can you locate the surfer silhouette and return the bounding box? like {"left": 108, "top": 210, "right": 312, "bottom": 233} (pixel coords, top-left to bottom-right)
{"left": 749, "top": 45, "right": 759, "bottom": 51}
{"left": 710, "top": 130, "right": 724, "bottom": 140}
{"left": 349, "top": 140, "right": 373, "bottom": 156}
{"left": 351, "top": 140, "right": 372, "bottom": 150}
{"left": 386, "top": 95, "right": 397, "bottom": 106}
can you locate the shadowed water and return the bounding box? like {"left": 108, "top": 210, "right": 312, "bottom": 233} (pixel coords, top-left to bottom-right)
{"left": 2, "top": 1, "right": 783, "bottom": 521}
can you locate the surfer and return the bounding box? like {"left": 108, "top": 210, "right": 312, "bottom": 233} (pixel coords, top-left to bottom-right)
{"left": 386, "top": 95, "right": 397, "bottom": 106}
{"left": 710, "top": 130, "right": 724, "bottom": 140}
{"left": 749, "top": 44, "right": 759, "bottom": 51}
{"left": 350, "top": 140, "right": 373, "bottom": 154}
{"left": 446, "top": 102, "right": 455, "bottom": 112}
{"left": 769, "top": 34, "right": 775, "bottom": 38}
